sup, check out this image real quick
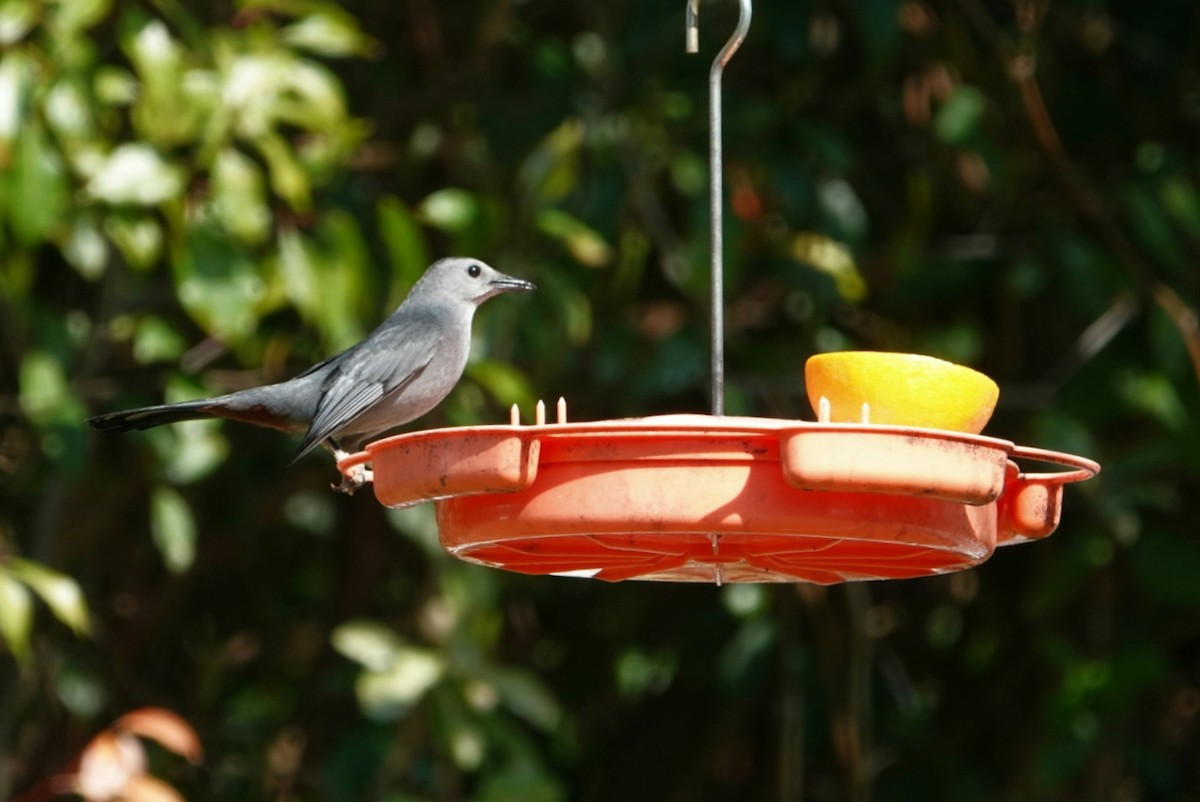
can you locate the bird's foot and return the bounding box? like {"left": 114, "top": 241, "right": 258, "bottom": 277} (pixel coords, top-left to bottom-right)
{"left": 331, "top": 449, "right": 373, "bottom": 495}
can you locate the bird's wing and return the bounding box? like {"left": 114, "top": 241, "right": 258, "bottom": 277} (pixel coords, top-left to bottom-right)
{"left": 292, "top": 308, "right": 444, "bottom": 460}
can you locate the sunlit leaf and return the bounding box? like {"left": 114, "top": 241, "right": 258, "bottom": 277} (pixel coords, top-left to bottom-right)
{"left": 117, "top": 775, "right": 187, "bottom": 802}
{"left": 175, "top": 225, "right": 267, "bottom": 341}
{"left": 1116, "top": 370, "right": 1187, "bottom": 430}
{"left": 355, "top": 648, "right": 445, "bottom": 722}
{"left": 0, "top": 570, "right": 33, "bottom": 664}
{"left": 0, "top": 50, "right": 32, "bottom": 144}
{"left": 150, "top": 485, "right": 196, "bottom": 574}
{"left": 51, "top": 0, "right": 111, "bottom": 36}
{"left": 104, "top": 215, "right": 163, "bottom": 269}
{"left": 277, "top": 228, "right": 321, "bottom": 323}
{"left": 213, "top": 147, "right": 271, "bottom": 245}
{"left": 94, "top": 65, "right": 138, "bottom": 105}
{"left": 19, "top": 350, "right": 84, "bottom": 427}
{"left": 116, "top": 708, "right": 203, "bottom": 763}
{"left": 281, "top": 11, "right": 376, "bottom": 58}
{"left": 126, "top": 20, "right": 181, "bottom": 77}
{"left": 331, "top": 620, "right": 405, "bottom": 671}
{"left": 132, "top": 317, "right": 186, "bottom": 365}
{"left": 418, "top": 188, "right": 479, "bottom": 235}
{"left": 156, "top": 377, "right": 232, "bottom": 487}
{"left": 791, "top": 232, "right": 866, "bottom": 301}
{"left": 536, "top": 208, "right": 612, "bottom": 267}
{"left": 8, "top": 558, "right": 91, "bottom": 636}
{"left": 76, "top": 731, "right": 145, "bottom": 801}
{"left": 0, "top": 1, "right": 37, "bottom": 45}
{"left": 85, "top": 143, "right": 185, "bottom": 206}
{"left": 44, "top": 77, "right": 96, "bottom": 147}
{"left": 255, "top": 132, "right": 311, "bottom": 211}
{"left": 63, "top": 216, "right": 108, "bottom": 279}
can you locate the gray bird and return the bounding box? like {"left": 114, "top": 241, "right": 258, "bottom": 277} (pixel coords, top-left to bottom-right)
{"left": 88, "top": 257, "right": 536, "bottom": 492}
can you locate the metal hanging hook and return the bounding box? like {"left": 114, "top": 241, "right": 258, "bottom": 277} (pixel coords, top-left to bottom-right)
{"left": 687, "top": 0, "right": 752, "bottom": 416}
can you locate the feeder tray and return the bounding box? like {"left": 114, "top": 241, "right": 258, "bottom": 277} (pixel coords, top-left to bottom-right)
{"left": 337, "top": 400, "right": 1098, "bottom": 584}
{"left": 334, "top": 0, "right": 1100, "bottom": 585}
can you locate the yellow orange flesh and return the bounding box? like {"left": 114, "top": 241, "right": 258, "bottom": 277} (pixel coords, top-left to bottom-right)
{"left": 805, "top": 352, "right": 1000, "bottom": 434}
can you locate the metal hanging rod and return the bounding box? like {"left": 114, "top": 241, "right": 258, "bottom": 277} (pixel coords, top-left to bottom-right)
{"left": 687, "top": 0, "right": 752, "bottom": 416}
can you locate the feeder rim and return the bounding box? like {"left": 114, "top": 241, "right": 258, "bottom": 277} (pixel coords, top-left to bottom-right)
{"left": 336, "top": 414, "right": 1100, "bottom": 485}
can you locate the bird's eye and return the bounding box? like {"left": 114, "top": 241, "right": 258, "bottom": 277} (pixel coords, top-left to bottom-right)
{"left": 467, "top": 263, "right": 482, "bottom": 278}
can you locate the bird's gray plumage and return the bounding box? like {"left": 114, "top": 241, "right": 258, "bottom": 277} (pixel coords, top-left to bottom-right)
{"left": 88, "top": 258, "right": 535, "bottom": 470}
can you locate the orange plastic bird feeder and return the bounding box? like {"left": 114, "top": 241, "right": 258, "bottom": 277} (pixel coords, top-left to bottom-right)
{"left": 338, "top": 0, "right": 1100, "bottom": 584}
{"left": 338, "top": 400, "right": 1097, "bottom": 584}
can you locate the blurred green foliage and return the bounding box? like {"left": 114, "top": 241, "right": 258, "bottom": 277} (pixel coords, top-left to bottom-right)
{"left": 1, "top": 0, "right": 1199, "bottom": 800}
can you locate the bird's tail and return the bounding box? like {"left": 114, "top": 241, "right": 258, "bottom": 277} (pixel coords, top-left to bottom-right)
{"left": 87, "top": 400, "right": 218, "bottom": 433}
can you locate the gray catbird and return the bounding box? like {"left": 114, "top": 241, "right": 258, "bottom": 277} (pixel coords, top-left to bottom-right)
{"left": 88, "top": 257, "right": 536, "bottom": 491}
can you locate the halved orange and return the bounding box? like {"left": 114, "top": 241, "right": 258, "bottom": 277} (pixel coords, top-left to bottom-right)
{"left": 805, "top": 351, "right": 999, "bottom": 434}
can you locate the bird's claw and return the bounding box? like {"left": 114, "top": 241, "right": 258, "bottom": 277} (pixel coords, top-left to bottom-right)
{"left": 332, "top": 464, "right": 374, "bottom": 495}
{"left": 331, "top": 448, "right": 373, "bottom": 494}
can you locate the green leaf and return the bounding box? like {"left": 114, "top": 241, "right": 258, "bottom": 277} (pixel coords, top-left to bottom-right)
{"left": 148, "top": 378, "right": 231, "bottom": 484}
{"left": 933, "top": 85, "right": 986, "bottom": 145}
{"left": 418, "top": 188, "right": 480, "bottom": 235}
{"left": 175, "top": 225, "right": 267, "bottom": 341}
{"left": 1160, "top": 175, "right": 1200, "bottom": 245}
{"left": 104, "top": 214, "right": 162, "bottom": 269}
{"left": 331, "top": 620, "right": 406, "bottom": 671}
{"left": 536, "top": 208, "right": 612, "bottom": 267}
{"left": 63, "top": 216, "right": 109, "bottom": 279}
{"left": 150, "top": 485, "right": 197, "bottom": 573}
{"left": 281, "top": 11, "right": 376, "bottom": 58}
{"left": 85, "top": 143, "right": 185, "bottom": 206}
{"left": 378, "top": 196, "right": 430, "bottom": 303}
{"left": 791, "top": 232, "right": 866, "bottom": 301}
{"left": 213, "top": 147, "right": 271, "bottom": 245}
{"left": 8, "top": 559, "right": 91, "bottom": 636}
{"left": 50, "top": 0, "right": 111, "bottom": 36}
{"left": 355, "top": 648, "right": 445, "bottom": 722}
{"left": 467, "top": 360, "right": 537, "bottom": 411}
{"left": 0, "top": 569, "right": 33, "bottom": 664}
{"left": 276, "top": 225, "right": 365, "bottom": 350}
{"left": 486, "top": 668, "right": 562, "bottom": 731}
{"left": 517, "top": 119, "right": 584, "bottom": 205}
{"left": 256, "top": 132, "right": 311, "bottom": 211}
{"left": 0, "top": 50, "right": 32, "bottom": 145}
{"left": 132, "top": 316, "right": 186, "bottom": 364}
{"left": 10, "top": 121, "right": 69, "bottom": 244}
{"left": 19, "top": 350, "right": 84, "bottom": 427}
{"left": 0, "top": 1, "right": 38, "bottom": 46}
{"left": 1115, "top": 370, "right": 1187, "bottom": 430}
{"left": 475, "top": 763, "right": 565, "bottom": 802}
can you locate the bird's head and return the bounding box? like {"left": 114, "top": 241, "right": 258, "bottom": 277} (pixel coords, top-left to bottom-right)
{"left": 413, "top": 257, "right": 537, "bottom": 307}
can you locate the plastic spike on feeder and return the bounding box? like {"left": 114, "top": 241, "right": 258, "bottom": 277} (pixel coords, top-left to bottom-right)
{"left": 337, "top": 0, "right": 1100, "bottom": 584}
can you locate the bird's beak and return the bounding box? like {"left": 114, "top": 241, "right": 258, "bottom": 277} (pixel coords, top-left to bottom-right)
{"left": 489, "top": 273, "right": 537, "bottom": 293}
